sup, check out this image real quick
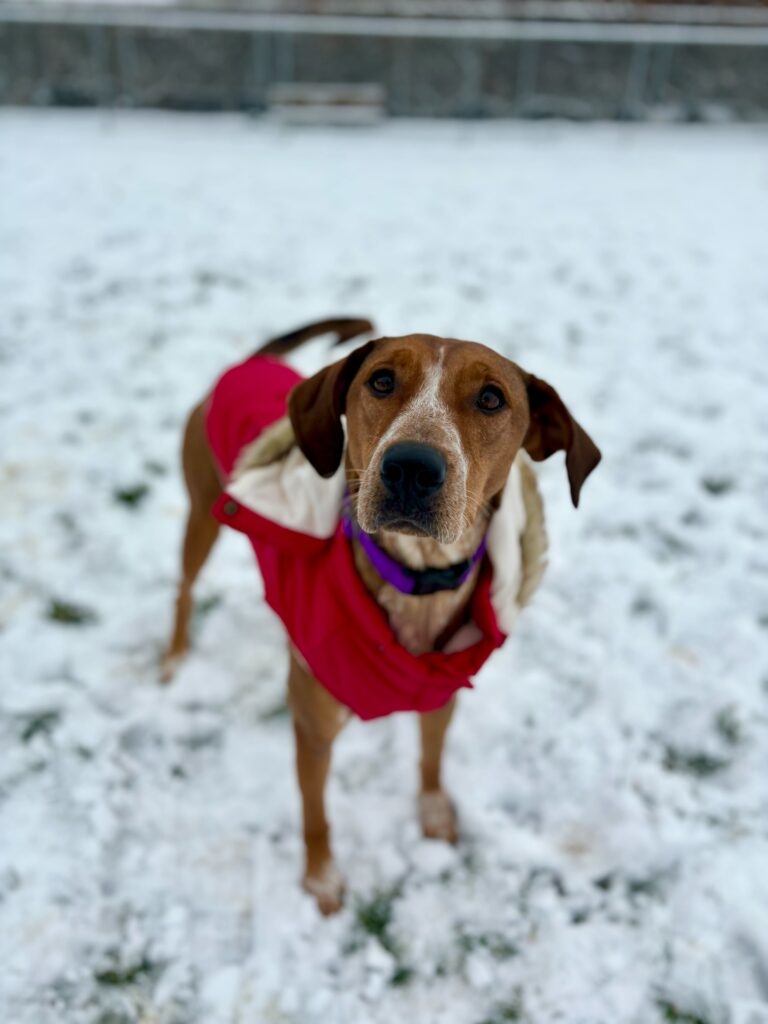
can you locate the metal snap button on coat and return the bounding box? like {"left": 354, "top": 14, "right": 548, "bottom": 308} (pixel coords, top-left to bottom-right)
{"left": 223, "top": 500, "right": 238, "bottom": 516}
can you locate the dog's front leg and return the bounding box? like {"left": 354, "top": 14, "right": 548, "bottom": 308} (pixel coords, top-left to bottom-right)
{"left": 418, "top": 696, "right": 459, "bottom": 844}
{"left": 287, "top": 650, "right": 348, "bottom": 915}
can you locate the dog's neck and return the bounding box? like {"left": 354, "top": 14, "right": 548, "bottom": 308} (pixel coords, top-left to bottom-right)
{"left": 351, "top": 510, "right": 491, "bottom": 657}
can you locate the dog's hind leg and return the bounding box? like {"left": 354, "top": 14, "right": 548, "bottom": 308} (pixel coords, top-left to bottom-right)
{"left": 161, "top": 399, "right": 221, "bottom": 683}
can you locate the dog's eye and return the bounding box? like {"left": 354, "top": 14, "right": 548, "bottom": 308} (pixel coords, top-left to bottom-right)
{"left": 368, "top": 369, "right": 395, "bottom": 396}
{"left": 476, "top": 386, "right": 506, "bottom": 414}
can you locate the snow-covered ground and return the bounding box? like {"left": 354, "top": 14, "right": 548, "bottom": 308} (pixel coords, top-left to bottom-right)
{"left": 1, "top": 110, "right": 767, "bottom": 1024}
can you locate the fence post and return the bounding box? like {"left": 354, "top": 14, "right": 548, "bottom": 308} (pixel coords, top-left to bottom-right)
{"left": 115, "top": 27, "right": 137, "bottom": 106}
{"left": 275, "top": 30, "right": 294, "bottom": 83}
{"left": 622, "top": 42, "right": 651, "bottom": 119}
{"left": 459, "top": 38, "right": 482, "bottom": 118}
{"left": 516, "top": 40, "right": 539, "bottom": 116}
{"left": 89, "top": 24, "right": 112, "bottom": 106}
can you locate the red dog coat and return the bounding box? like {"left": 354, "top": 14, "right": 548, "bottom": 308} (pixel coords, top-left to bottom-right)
{"left": 207, "top": 355, "right": 510, "bottom": 720}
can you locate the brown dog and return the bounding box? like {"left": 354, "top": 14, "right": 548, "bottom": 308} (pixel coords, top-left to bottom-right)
{"left": 163, "top": 318, "right": 600, "bottom": 915}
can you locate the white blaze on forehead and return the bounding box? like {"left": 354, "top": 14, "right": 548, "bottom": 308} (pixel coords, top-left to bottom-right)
{"left": 413, "top": 347, "right": 447, "bottom": 417}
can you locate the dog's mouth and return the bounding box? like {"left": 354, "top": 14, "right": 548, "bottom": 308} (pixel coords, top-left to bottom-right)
{"left": 377, "top": 516, "right": 431, "bottom": 538}
{"left": 367, "top": 497, "right": 447, "bottom": 541}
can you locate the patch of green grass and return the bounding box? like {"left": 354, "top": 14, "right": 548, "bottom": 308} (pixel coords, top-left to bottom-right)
{"left": 94, "top": 1011, "right": 134, "bottom": 1024}
{"left": 348, "top": 886, "right": 414, "bottom": 987}
{"left": 626, "top": 869, "right": 673, "bottom": 901}
{"left": 355, "top": 888, "right": 398, "bottom": 954}
{"left": 680, "top": 508, "right": 705, "bottom": 527}
{"left": 143, "top": 459, "right": 167, "bottom": 477}
{"left": 593, "top": 872, "right": 615, "bottom": 891}
{"left": 657, "top": 999, "right": 713, "bottom": 1024}
{"left": 653, "top": 528, "right": 695, "bottom": 558}
{"left": 630, "top": 593, "right": 660, "bottom": 618}
{"left": 259, "top": 700, "right": 290, "bottom": 721}
{"left": 700, "top": 476, "right": 734, "bottom": 497}
{"left": 113, "top": 483, "right": 150, "bottom": 508}
{"left": 94, "top": 956, "right": 157, "bottom": 988}
{"left": 177, "top": 729, "right": 221, "bottom": 752}
{"left": 457, "top": 929, "right": 519, "bottom": 961}
{"left": 191, "top": 593, "right": 223, "bottom": 634}
{"left": 46, "top": 598, "right": 98, "bottom": 626}
{"left": 663, "top": 746, "right": 729, "bottom": 778}
{"left": 195, "top": 593, "right": 222, "bottom": 618}
{"left": 461, "top": 847, "right": 479, "bottom": 874}
{"left": 714, "top": 707, "right": 742, "bottom": 747}
{"left": 519, "top": 866, "right": 566, "bottom": 906}
{"left": 390, "top": 964, "right": 415, "bottom": 987}
{"left": 476, "top": 993, "right": 525, "bottom": 1024}
{"left": 20, "top": 709, "right": 61, "bottom": 743}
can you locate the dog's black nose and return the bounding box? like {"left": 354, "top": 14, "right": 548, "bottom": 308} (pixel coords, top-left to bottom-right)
{"left": 380, "top": 442, "right": 447, "bottom": 500}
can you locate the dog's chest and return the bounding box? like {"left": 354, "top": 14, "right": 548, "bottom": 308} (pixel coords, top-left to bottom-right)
{"left": 352, "top": 522, "right": 488, "bottom": 656}
{"left": 375, "top": 574, "right": 481, "bottom": 655}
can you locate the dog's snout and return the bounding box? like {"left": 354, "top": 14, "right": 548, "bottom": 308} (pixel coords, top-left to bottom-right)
{"left": 380, "top": 442, "right": 447, "bottom": 501}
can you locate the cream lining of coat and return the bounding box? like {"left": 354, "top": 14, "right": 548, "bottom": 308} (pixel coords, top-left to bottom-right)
{"left": 229, "top": 416, "right": 548, "bottom": 634}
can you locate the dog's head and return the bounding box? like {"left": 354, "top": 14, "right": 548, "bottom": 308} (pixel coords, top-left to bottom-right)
{"left": 288, "top": 334, "right": 600, "bottom": 544}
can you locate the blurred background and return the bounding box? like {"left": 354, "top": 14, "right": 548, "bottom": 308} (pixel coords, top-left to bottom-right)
{"left": 2, "top": 0, "right": 768, "bottom": 118}
{"left": 2, "top": 3, "right": 768, "bottom": 1024}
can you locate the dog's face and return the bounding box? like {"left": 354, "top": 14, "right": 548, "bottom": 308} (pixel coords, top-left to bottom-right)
{"left": 289, "top": 334, "right": 601, "bottom": 544}
{"left": 344, "top": 337, "right": 530, "bottom": 543}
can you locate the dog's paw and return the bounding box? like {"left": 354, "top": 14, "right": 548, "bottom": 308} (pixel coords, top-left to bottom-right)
{"left": 159, "top": 650, "right": 185, "bottom": 684}
{"left": 419, "top": 789, "right": 459, "bottom": 844}
{"left": 303, "top": 861, "right": 345, "bottom": 916}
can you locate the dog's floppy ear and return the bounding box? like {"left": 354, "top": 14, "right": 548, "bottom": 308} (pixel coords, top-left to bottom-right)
{"left": 288, "top": 341, "right": 377, "bottom": 478}
{"left": 520, "top": 370, "right": 601, "bottom": 508}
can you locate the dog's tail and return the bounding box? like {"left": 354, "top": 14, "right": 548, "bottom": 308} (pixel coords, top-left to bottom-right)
{"left": 254, "top": 317, "right": 374, "bottom": 358}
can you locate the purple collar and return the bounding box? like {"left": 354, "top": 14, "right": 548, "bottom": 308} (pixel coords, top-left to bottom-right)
{"left": 342, "top": 506, "right": 488, "bottom": 597}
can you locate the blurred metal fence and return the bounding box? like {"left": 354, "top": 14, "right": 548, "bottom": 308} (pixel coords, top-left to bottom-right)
{"left": 1, "top": 4, "right": 767, "bottom": 117}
